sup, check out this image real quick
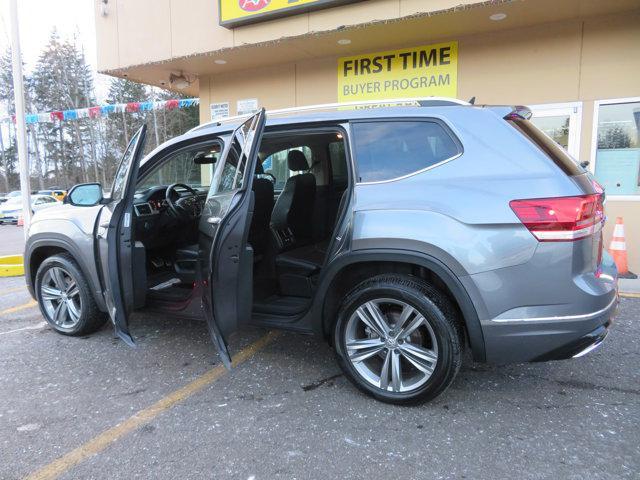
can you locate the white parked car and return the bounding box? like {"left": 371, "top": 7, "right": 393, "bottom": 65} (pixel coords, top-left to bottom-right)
{"left": 0, "top": 194, "right": 60, "bottom": 224}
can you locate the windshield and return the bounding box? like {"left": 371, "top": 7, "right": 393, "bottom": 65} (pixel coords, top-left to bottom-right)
{"left": 4, "top": 197, "right": 22, "bottom": 205}
{"left": 136, "top": 143, "right": 222, "bottom": 193}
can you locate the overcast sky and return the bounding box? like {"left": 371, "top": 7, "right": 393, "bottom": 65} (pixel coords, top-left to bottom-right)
{"left": 0, "top": 0, "right": 111, "bottom": 102}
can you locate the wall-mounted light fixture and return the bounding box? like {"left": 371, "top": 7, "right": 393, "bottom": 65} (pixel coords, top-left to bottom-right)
{"left": 169, "top": 72, "right": 194, "bottom": 90}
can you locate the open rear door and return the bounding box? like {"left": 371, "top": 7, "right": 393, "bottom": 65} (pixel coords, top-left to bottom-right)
{"left": 97, "top": 126, "right": 147, "bottom": 346}
{"left": 199, "top": 109, "right": 266, "bottom": 367}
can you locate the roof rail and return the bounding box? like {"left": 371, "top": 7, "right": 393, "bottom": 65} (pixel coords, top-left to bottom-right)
{"left": 190, "top": 97, "right": 469, "bottom": 132}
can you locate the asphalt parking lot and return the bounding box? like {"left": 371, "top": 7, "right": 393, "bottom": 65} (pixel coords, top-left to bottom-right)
{"left": 0, "top": 226, "right": 638, "bottom": 479}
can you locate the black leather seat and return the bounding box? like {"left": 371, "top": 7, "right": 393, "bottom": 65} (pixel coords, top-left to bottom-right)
{"left": 270, "top": 150, "right": 316, "bottom": 248}
{"left": 174, "top": 243, "right": 199, "bottom": 283}
{"left": 275, "top": 240, "right": 328, "bottom": 275}
{"left": 248, "top": 162, "right": 275, "bottom": 258}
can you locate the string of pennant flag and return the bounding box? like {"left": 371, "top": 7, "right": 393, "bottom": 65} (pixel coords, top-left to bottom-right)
{"left": 0, "top": 98, "right": 200, "bottom": 124}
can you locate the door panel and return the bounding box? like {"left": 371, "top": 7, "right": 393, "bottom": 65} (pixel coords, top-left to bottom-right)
{"left": 97, "top": 126, "right": 147, "bottom": 346}
{"left": 199, "top": 109, "right": 266, "bottom": 367}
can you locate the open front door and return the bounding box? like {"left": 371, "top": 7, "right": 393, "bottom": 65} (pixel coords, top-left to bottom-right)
{"left": 199, "top": 109, "right": 266, "bottom": 367}
{"left": 97, "top": 126, "right": 147, "bottom": 346}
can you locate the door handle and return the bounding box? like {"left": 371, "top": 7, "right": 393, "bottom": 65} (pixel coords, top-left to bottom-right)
{"left": 100, "top": 222, "right": 110, "bottom": 228}
{"left": 207, "top": 216, "right": 222, "bottom": 225}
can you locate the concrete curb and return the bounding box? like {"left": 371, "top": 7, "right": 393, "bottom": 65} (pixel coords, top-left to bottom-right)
{"left": 0, "top": 255, "right": 24, "bottom": 277}
{"left": 618, "top": 278, "right": 640, "bottom": 296}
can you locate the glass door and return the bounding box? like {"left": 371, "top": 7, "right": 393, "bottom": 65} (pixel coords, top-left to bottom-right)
{"left": 530, "top": 102, "right": 582, "bottom": 161}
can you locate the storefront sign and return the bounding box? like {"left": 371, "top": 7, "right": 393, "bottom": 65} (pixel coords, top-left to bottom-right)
{"left": 210, "top": 102, "right": 230, "bottom": 121}
{"left": 338, "top": 41, "right": 458, "bottom": 103}
{"left": 219, "top": 0, "right": 362, "bottom": 28}
{"left": 237, "top": 98, "right": 259, "bottom": 115}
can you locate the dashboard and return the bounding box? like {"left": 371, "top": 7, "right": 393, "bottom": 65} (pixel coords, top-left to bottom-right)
{"left": 133, "top": 186, "right": 170, "bottom": 217}
{"left": 132, "top": 185, "right": 206, "bottom": 250}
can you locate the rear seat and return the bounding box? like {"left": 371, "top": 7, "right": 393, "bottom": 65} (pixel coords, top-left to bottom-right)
{"left": 275, "top": 240, "right": 329, "bottom": 276}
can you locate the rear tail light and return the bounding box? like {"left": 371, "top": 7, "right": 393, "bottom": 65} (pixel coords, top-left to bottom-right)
{"left": 509, "top": 194, "right": 604, "bottom": 242}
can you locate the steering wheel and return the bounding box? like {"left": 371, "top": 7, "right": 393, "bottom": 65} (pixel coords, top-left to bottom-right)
{"left": 165, "top": 183, "right": 202, "bottom": 220}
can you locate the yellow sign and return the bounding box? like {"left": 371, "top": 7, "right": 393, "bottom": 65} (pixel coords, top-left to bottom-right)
{"left": 338, "top": 42, "right": 458, "bottom": 102}
{"left": 220, "top": 0, "right": 361, "bottom": 27}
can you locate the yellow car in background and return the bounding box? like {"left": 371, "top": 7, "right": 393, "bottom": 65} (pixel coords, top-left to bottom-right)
{"left": 37, "top": 189, "right": 66, "bottom": 201}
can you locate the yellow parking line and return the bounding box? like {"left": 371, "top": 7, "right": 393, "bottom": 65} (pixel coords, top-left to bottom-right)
{"left": 25, "top": 330, "right": 280, "bottom": 480}
{"left": 0, "top": 299, "right": 37, "bottom": 316}
{"left": 620, "top": 292, "right": 640, "bottom": 299}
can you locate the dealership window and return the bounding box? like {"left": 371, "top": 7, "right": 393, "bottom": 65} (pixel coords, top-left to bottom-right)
{"left": 351, "top": 121, "right": 460, "bottom": 183}
{"left": 529, "top": 103, "right": 582, "bottom": 160}
{"left": 592, "top": 99, "right": 640, "bottom": 197}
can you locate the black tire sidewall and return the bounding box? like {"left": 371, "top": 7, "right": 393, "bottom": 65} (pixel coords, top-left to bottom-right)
{"left": 334, "top": 277, "right": 460, "bottom": 404}
{"left": 35, "top": 255, "right": 99, "bottom": 336}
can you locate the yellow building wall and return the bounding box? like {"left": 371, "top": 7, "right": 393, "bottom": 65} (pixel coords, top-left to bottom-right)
{"left": 198, "top": 11, "right": 640, "bottom": 272}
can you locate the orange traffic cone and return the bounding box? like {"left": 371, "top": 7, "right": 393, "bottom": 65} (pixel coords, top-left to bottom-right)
{"left": 608, "top": 217, "right": 636, "bottom": 278}
{"left": 16, "top": 213, "right": 23, "bottom": 227}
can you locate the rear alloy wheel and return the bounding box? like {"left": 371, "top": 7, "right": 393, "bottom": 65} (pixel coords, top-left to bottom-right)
{"left": 35, "top": 254, "right": 107, "bottom": 336}
{"left": 334, "top": 275, "right": 463, "bottom": 404}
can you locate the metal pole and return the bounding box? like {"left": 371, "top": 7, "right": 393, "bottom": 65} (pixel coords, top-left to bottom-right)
{"left": 9, "top": 0, "right": 31, "bottom": 236}
{"left": 151, "top": 88, "right": 161, "bottom": 147}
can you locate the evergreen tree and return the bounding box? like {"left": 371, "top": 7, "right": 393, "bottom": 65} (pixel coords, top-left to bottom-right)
{"left": 0, "top": 48, "right": 17, "bottom": 191}
{"left": 1, "top": 31, "right": 200, "bottom": 192}
{"left": 101, "top": 77, "right": 150, "bottom": 184}
{"left": 100, "top": 80, "right": 199, "bottom": 186}
{"left": 32, "top": 31, "right": 97, "bottom": 188}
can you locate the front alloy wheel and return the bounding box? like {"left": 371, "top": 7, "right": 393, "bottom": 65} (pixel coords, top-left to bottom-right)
{"left": 35, "top": 254, "right": 107, "bottom": 336}
{"left": 40, "top": 266, "right": 82, "bottom": 331}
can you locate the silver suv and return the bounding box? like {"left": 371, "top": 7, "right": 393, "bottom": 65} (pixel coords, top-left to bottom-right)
{"left": 24, "top": 100, "right": 618, "bottom": 404}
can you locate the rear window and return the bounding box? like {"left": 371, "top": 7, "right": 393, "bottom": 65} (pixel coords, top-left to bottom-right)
{"left": 351, "top": 121, "right": 461, "bottom": 183}
{"left": 507, "top": 118, "right": 583, "bottom": 176}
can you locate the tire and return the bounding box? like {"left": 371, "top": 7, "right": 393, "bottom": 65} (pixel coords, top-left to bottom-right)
{"left": 333, "top": 274, "right": 463, "bottom": 405}
{"left": 35, "top": 254, "right": 107, "bottom": 336}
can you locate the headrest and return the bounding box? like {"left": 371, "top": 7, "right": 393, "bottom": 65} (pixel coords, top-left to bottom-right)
{"left": 287, "top": 150, "right": 309, "bottom": 171}
{"left": 255, "top": 161, "right": 264, "bottom": 175}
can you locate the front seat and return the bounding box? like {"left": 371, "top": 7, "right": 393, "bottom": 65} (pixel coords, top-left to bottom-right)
{"left": 270, "top": 150, "right": 316, "bottom": 249}
{"left": 248, "top": 162, "right": 274, "bottom": 259}
{"left": 175, "top": 162, "right": 275, "bottom": 279}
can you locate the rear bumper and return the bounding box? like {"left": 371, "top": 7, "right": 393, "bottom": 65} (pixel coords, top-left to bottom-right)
{"left": 480, "top": 293, "right": 617, "bottom": 363}
{"left": 533, "top": 322, "right": 609, "bottom": 361}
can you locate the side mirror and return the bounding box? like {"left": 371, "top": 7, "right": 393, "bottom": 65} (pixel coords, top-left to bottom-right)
{"left": 65, "top": 183, "right": 104, "bottom": 206}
